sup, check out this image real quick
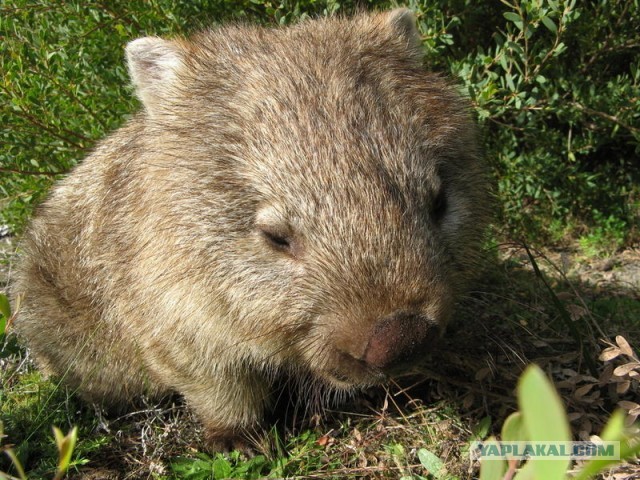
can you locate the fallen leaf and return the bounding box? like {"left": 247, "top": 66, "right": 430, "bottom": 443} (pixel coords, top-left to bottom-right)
{"left": 614, "top": 363, "right": 640, "bottom": 377}
{"left": 574, "top": 383, "right": 595, "bottom": 398}
{"left": 616, "top": 380, "right": 631, "bottom": 394}
{"left": 566, "top": 304, "right": 588, "bottom": 320}
{"left": 615, "top": 336, "right": 634, "bottom": 357}
{"left": 599, "top": 346, "right": 622, "bottom": 362}
{"left": 617, "top": 400, "right": 640, "bottom": 412}
{"left": 567, "top": 412, "right": 583, "bottom": 422}
{"left": 475, "top": 367, "right": 492, "bottom": 381}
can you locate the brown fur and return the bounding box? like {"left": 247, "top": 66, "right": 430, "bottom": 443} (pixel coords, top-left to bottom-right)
{"left": 11, "top": 9, "right": 489, "bottom": 450}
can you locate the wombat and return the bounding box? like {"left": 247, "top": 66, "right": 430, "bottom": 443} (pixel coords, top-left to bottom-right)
{"left": 11, "top": 9, "right": 489, "bottom": 450}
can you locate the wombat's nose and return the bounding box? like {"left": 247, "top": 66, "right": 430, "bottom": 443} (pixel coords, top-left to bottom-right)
{"left": 363, "top": 312, "right": 438, "bottom": 371}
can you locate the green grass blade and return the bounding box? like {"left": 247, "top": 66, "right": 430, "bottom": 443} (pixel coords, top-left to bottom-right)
{"left": 518, "top": 364, "right": 571, "bottom": 480}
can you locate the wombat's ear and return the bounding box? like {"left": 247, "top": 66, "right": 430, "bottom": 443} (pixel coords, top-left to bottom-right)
{"left": 381, "top": 8, "right": 422, "bottom": 51}
{"left": 126, "top": 37, "right": 185, "bottom": 117}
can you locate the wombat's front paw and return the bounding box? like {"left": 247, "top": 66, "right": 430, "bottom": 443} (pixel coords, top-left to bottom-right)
{"left": 204, "top": 428, "right": 255, "bottom": 455}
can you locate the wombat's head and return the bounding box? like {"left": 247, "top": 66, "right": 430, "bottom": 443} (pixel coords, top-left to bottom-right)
{"left": 126, "top": 10, "right": 489, "bottom": 389}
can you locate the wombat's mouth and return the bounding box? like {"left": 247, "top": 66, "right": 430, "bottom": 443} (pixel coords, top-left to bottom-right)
{"left": 321, "top": 352, "right": 389, "bottom": 388}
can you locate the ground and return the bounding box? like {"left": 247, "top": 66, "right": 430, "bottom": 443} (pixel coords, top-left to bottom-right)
{"left": 0, "top": 231, "right": 638, "bottom": 479}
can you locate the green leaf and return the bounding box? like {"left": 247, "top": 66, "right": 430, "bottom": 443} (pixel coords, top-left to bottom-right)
{"left": 553, "top": 42, "right": 567, "bottom": 56}
{"left": 0, "top": 294, "right": 11, "bottom": 320}
{"left": 417, "top": 449, "right": 446, "bottom": 478}
{"left": 478, "top": 437, "right": 507, "bottom": 480}
{"left": 505, "top": 72, "right": 516, "bottom": 91}
{"left": 4, "top": 448, "right": 28, "bottom": 480}
{"left": 53, "top": 426, "right": 78, "bottom": 480}
{"left": 600, "top": 410, "right": 625, "bottom": 442}
{"left": 473, "top": 416, "right": 492, "bottom": 440}
{"left": 501, "top": 412, "right": 527, "bottom": 443}
{"left": 212, "top": 457, "right": 232, "bottom": 478}
{"left": 541, "top": 16, "right": 557, "bottom": 33}
{"left": 518, "top": 365, "right": 571, "bottom": 480}
{"left": 388, "top": 442, "right": 406, "bottom": 457}
{"left": 573, "top": 411, "right": 632, "bottom": 480}
{"left": 503, "top": 12, "right": 523, "bottom": 30}
{"left": 513, "top": 460, "right": 535, "bottom": 480}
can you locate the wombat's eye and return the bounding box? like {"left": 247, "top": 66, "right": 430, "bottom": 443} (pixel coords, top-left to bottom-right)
{"left": 259, "top": 226, "right": 295, "bottom": 255}
{"left": 432, "top": 189, "right": 447, "bottom": 220}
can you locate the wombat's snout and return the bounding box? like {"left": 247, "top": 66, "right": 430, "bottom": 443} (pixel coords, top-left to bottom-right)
{"left": 363, "top": 312, "right": 440, "bottom": 372}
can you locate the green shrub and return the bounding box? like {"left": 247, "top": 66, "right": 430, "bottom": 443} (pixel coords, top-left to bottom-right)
{"left": 408, "top": 0, "right": 639, "bottom": 246}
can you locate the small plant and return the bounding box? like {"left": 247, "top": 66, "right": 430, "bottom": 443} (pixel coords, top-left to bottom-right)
{"left": 0, "top": 293, "right": 20, "bottom": 359}
{"left": 170, "top": 451, "right": 271, "bottom": 480}
{"left": 476, "top": 364, "right": 640, "bottom": 480}
{"left": 0, "top": 423, "right": 77, "bottom": 480}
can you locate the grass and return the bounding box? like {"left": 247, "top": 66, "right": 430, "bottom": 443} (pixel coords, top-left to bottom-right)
{"left": 1, "top": 242, "right": 639, "bottom": 479}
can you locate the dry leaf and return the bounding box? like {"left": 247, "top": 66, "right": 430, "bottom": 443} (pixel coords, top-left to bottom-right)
{"left": 579, "top": 418, "right": 593, "bottom": 436}
{"left": 613, "top": 473, "right": 632, "bottom": 480}
{"left": 556, "top": 380, "right": 575, "bottom": 389}
{"left": 616, "top": 380, "right": 631, "bottom": 394}
{"left": 618, "top": 400, "right": 640, "bottom": 411}
{"left": 615, "top": 336, "right": 634, "bottom": 357}
{"left": 567, "top": 412, "right": 583, "bottom": 422}
{"left": 599, "top": 346, "right": 622, "bottom": 362}
{"left": 614, "top": 363, "right": 640, "bottom": 377}
{"left": 475, "top": 367, "right": 492, "bottom": 381}
{"left": 574, "top": 384, "right": 595, "bottom": 398}
{"left": 566, "top": 304, "right": 588, "bottom": 321}
{"left": 599, "top": 363, "right": 614, "bottom": 384}
{"left": 625, "top": 414, "right": 639, "bottom": 427}
{"left": 556, "top": 292, "right": 573, "bottom": 301}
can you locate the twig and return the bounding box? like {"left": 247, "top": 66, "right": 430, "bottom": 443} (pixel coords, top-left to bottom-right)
{"left": 571, "top": 102, "right": 640, "bottom": 134}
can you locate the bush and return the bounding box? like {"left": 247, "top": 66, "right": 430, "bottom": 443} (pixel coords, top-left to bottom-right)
{"left": 1, "top": 0, "right": 638, "bottom": 248}
{"left": 408, "top": 0, "right": 639, "bottom": 247}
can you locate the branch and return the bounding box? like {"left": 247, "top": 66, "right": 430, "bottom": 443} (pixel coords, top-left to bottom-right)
{"left": 572, "top": 102, "right": 640, "bottom": 134}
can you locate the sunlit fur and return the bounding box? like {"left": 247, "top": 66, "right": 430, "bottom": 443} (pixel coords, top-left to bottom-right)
{"left": 11, "top": 9, "right": 490, "bottom": 450}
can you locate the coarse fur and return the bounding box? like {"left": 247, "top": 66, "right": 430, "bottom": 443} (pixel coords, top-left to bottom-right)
{"left": 11, "top": 9, "right": 490, "bottom": 450}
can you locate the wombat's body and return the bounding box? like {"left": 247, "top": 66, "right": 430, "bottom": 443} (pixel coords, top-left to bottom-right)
{"left": 12, "top": 10, "right": 489, "bottom": 449}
